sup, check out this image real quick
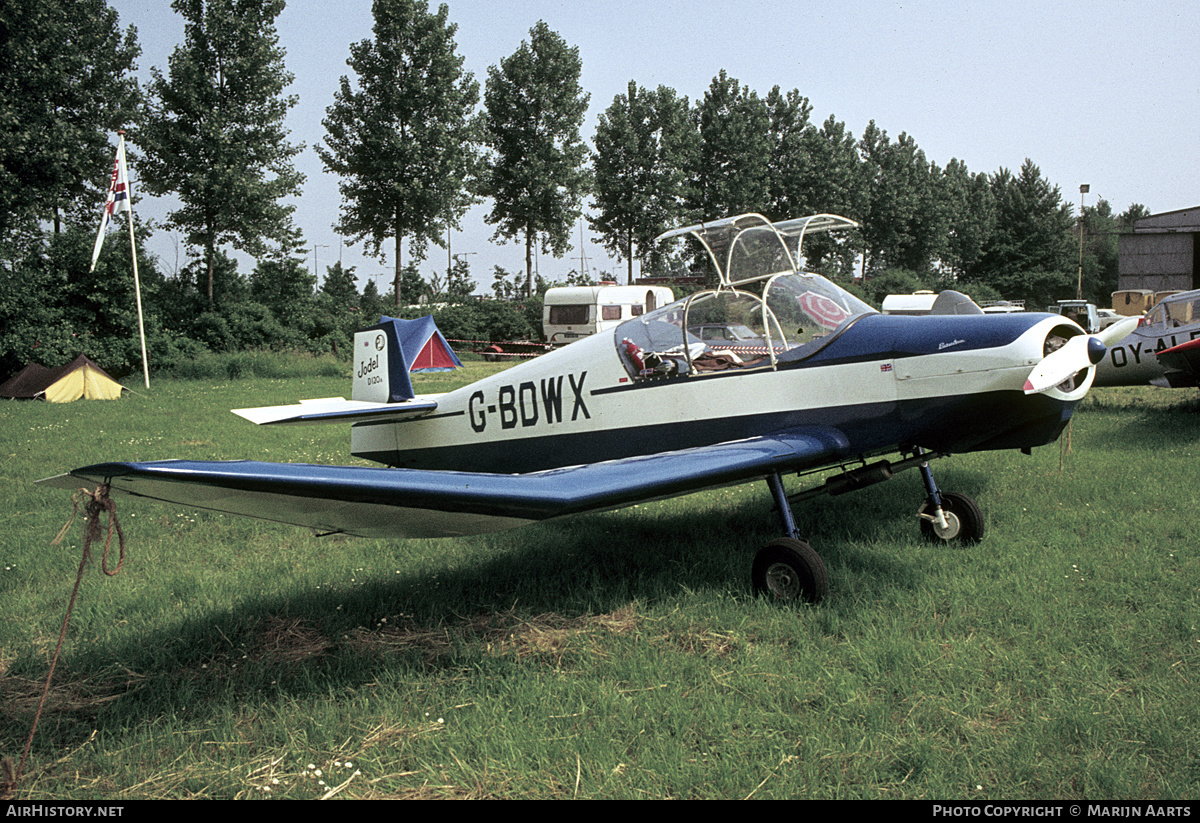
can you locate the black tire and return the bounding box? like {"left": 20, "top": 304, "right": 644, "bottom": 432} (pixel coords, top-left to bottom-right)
{"left": 918, "top": 491, "right": 985, "bottom": 544}
{"left": 752, "top": 538, "right": 829, "bottom": 603}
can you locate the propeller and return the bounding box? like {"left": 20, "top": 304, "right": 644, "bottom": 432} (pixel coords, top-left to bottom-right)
{"left": 1023, "top": 316, "right": 1139, "bottom": 395}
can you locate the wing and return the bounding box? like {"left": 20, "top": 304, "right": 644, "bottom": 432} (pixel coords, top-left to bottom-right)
{"left": 39, "top": 426, "right": 851, "bottom": 539}
{"left": 1155, "top": 338, "right": 1200, "bottom": 388}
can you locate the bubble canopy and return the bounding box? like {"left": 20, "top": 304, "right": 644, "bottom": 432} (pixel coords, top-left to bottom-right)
{"left": 615, "top": 214, "right": 875, "bottom": 380}
{"left": 654, "top": 213, "right": 863, "bottom": 288}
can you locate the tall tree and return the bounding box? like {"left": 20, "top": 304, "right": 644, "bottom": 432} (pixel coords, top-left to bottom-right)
{"left": 1077, "top": 198, "right": 1123, "bottom": 304}
{"left": 765, "top": 86, "right": 815, "bottom": 219}
{"left": 483, "top": 21, "right": 591, "bottom": 296}
{"left": 398, "top": 262, "right": 424, "bottom": 304}
{"left": 0, "top": 0, "right": 140, "bottom": 238}
{"left": 686, "top": 71, "right": 771, "bottom": 219}
{"left": 491, "top": 265, "right": 521, "bottom": 300}
{"left": 965, "top": 160, "right": 1075, "bottom": 307}
{"left": 444, "top": 255, "right": 475, "bottom": 301}
{"left": 857, "top": 122, "right": 946, "bottom": 274}
{"left": 137, "top": 0, "right": 305, "bottom": 306}
{"left": 320, "top": 261, "right": 359, "bottom": 307}
{"left": 249, "top": 229, "right": 315, "bottom": 319}
{"left": 318, "top": 0, "right": 481, "bottom": 308}
{"left": 360, "top": 277, "right": 389, "bottom": 322}
{"left": 1118, "top": 203, "right": 1150, "bottom": 228}
{"left": 976, "top": 159, "right": 1075, "bottom": 281}
{"left": 590, "top": 81, "right": 695, "bottom": 282}
{"left": 940, "top": 158, "right": 996, "bottom": 280}
{"left": 796, "top": 114, "right": 864, "bottom": 276}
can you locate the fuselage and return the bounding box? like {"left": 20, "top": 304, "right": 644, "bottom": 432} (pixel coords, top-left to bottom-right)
{"left": 1094, "top": 289, "right": 1200, "bottom": 387}
{"left": 1095, "top": 322, "right": 1200, "bottom": 387}
{"left": 351, "top": 310, "right": 1087, "bottom": 474}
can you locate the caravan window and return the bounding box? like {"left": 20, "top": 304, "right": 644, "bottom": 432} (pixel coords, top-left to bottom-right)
{"left": 549, "top": 304, "right": 589, "bottom": 325}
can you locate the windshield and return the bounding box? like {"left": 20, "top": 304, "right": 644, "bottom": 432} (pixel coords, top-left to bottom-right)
{"left": 615, "top": 272, "right": 874, "bottom": 381}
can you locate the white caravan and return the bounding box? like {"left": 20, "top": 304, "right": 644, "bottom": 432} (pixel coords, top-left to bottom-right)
{"left": 543, "top": 284, "right": 675, "bottom": 345}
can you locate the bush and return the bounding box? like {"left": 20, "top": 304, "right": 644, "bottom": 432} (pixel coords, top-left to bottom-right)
{"left": 163, "top": 350, "right": 348, "bottom": 381}
{"left": 148, "top": 330, "right": 211, "bottom": 374}
{"left": 431, "top": 300, "right": 538, "bottom": 345}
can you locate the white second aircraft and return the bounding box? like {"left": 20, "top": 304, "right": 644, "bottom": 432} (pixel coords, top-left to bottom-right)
{"left": 43, "top": 214, "right": 1131, "bottom": 602}
{"left": 1094, "top": 288, "right": 1200, "bottom": 388}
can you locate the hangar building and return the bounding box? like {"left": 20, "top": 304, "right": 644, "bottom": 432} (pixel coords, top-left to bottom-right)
{"left": 1118, "top": 206, "right": 1200, "bottom": 292}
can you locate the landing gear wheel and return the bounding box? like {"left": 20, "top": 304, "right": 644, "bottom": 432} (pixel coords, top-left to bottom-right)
{"left": 918, "top": 491, "right": 985, "bottom": 544}
{"left": 752, "top": 538, "right": 828, "bottom": 603}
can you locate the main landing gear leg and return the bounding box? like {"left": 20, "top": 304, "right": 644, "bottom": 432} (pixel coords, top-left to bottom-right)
{"left": 914, "top": 447, "right": 985, "bottom": 544}
{"left": 751, "top": 473, "right": 829, "bottom": 603}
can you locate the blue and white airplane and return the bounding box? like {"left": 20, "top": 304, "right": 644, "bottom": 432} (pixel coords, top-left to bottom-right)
{"left": 43, "top": 214, "right": 1132, "bottom": 603}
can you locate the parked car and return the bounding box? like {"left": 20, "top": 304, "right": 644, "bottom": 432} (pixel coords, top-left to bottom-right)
{"left": 1095, "top": 308, "right": 1124, "bottom": 330}
{"left": 687, "top": 323, "right": 767, "bottom": 347}
{"left": 1048, "top": 300, "right": 1100, "bottom": 333}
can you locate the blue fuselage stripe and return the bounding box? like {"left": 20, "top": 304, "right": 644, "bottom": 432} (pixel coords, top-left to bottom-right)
{"left": 365, "top": 389, "right": 1074, "bottom": 474}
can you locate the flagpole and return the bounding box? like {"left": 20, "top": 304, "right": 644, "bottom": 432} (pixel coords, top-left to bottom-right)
{"left": 122, "top": 134, "right": 150, "bottom": 388}
{"left": 94, "top": 132, "right": 150, "bottom": 389}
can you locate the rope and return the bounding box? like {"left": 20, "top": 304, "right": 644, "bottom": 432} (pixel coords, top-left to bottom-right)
{"left": 1059, "top": 419, "right": 1073, "bottom": 472}
{"left": 2, "top": 485, "right": 125, "bottom": 800}
{"left": 444, "top": 338, "right": 548, "bottom": 359}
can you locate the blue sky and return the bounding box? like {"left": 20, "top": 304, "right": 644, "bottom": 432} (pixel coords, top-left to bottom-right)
{"left": 107, "top": 0, "right": 1199, "bottom": 290}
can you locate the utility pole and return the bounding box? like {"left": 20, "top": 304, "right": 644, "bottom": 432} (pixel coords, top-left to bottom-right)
{"left": 313, "top": 244, "right": 329, "bottom": 283}
{"left": 1077, "top": 184, "right": 1089, "bottom": 300}
{"left": 578, "top": 217, "right": 590, "bottom": 281}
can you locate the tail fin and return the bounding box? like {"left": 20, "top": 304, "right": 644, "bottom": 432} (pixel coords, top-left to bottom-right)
{"left": 231, "top": 316, "right": 437, "bottom": 426}
{"left": 353, "top": 317, "right": 415, "bottom": 402}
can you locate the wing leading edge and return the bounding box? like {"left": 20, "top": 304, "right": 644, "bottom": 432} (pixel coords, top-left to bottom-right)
{"left": 40, "top": 426, "right": 852, "bottom": 539}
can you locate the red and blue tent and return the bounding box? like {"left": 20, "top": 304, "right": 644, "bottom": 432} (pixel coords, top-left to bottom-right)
{"left": 372, "top": 314, "right": 463, "bottom": 375}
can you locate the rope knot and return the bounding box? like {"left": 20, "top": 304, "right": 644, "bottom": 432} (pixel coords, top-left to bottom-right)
{"left": 52, "top": 484, "right": 125, "bottom": 576}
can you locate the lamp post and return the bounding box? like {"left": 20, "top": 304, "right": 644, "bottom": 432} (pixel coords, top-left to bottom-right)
{"left": 1076, "top": 184, "right": 1089, "bottom": 300}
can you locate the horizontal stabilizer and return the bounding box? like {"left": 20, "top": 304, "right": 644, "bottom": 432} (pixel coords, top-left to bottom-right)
{"left": 232, "top": 396, "right": 439, "bottom": 426}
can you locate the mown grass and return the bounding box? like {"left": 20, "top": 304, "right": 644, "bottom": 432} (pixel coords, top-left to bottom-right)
{"left": 1, "top": 368, "right": 1198, "bottom": 799}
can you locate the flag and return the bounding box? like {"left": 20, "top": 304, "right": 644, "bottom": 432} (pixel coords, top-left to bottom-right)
{"left": 89, "top": 135, "right": 132, "bottom": 272}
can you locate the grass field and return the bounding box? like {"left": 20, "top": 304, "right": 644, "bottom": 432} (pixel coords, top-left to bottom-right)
{"left": 1, "top": 365, "right": 1198, "bottom": 799}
